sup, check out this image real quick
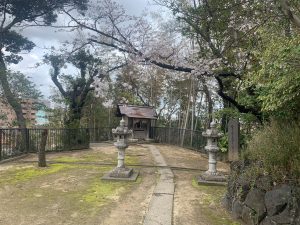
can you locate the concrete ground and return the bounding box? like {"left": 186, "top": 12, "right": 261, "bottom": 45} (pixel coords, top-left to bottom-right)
{"left": 0, "top": 143, "right": 239, "bottom": 225}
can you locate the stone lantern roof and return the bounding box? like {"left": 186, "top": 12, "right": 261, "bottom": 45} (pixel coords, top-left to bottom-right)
{"left": 202, "top": 121, "right": 223, "bottom": 138}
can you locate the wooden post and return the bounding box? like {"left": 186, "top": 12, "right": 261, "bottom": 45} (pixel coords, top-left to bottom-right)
{"left": 38, "top": 129, "right": 48, "bottom": 167}
{"left": 228, "top": 119, "right": 240, "bottom": 161}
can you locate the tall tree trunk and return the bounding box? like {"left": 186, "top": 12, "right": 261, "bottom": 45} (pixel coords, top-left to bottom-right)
{"left": 190, "top": 76, "right": 195, "bottom": 146}
{"left": 178, "top": 89, "right": 182, "bottom": 129}
{"left": 194, "top": 92, "right": 203, "bottom": 130}
{"left": 0, "top": 53, "right": 27, "bottom": 129}
{"left": 221, "top": 99, "right": 230, "bottom": 132}
{"left": 38, "top": 129, "right": 48, "bottom": 167}
{"left": 65, "top": 102, "right": 83, "bottom": 128}
{"left": 181, "top": 77, "right": 192, "bottom": 146}
{"left": 199, "top": 77, "right": 213, "bottom": 129}
{"left": 64, "top": 103, "right": 82, "bottom": 149}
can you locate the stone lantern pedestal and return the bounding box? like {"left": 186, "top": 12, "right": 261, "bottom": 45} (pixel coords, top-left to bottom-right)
{"left": 102, "top": 118, "right": 139, "bottom": 181}
{"left": 198, "top": 121, "right": 226, "bottom": 186}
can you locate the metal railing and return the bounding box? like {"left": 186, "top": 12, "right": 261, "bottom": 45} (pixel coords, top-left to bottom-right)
{"left": 0, "top": 126, "right": 205, "bottom": 161}
{"left": 88, "top": 127, "right": 205, "bottom": 153}
{"left": 0, "top": 129, "right": 28, "bottom": 160}
{"left": 89, "top": 127, "right": 113, "bottom": 143}
{"left": 0, "top": 128, "right": 90, "bottom": 161}
{"left": 150, "top": 127, "right": 205, "bottom": 153}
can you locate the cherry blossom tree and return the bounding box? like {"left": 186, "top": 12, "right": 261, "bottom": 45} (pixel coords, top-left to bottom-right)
{"left": 59, "top": 0, "right": 300, "bottom": 126}
{"left": 61, "top": 0, "right": 265, "bottom": 122}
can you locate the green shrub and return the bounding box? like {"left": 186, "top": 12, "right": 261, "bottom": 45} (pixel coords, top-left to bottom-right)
{"left": 218, "top": 135, "right": 228, "bottom": 153}
{"left": 244, "top": 120, "right": 300, "bottom": 184}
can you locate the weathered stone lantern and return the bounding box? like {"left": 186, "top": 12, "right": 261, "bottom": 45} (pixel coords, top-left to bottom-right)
{"left": 102, "top": 118, "right": 138, "bottom": 181}
{"left": 198, "top": 121, "right": 226, "bottom": 185}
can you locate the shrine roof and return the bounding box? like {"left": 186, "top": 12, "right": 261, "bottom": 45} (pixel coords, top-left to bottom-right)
{"left": 116, "top": 104, "right": 157, "bottom": 119}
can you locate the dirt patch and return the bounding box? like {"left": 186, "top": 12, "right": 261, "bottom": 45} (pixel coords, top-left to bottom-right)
{"left": 152, "top": 144, "right": 238, "bottom": 225}
{"left": 0, "top": 144, "right": 156, "bottom": 225}
{"left": 173, "top": 171, "right": 240, "bottom": 225}
{"left": 0, "top": 143, "right": 238, "bottom": 225}
{"left": 173, "top": 170, "right": 208, "bottom": 225}
{"left": 98, "top": 168, "right": 157, "bottom": 225}
{"left": 157, "top": 144, "right": 229, "bottom": 173}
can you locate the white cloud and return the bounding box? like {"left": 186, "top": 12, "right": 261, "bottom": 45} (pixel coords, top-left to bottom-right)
{"left": 10, "top": 0, "right": 160, "bottom": 100}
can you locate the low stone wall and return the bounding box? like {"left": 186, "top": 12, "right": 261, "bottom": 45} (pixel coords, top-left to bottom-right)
{"left": 223, "top": 161, "right": 300, "bottom": 225}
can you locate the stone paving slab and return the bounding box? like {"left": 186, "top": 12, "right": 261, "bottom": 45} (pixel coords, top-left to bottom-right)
{"left": 143, "top": 194, "right": 174, "bottom": 225}
{"left": 143, "top": 145, "right": 175, "bottom": 225}
{"left": 148, "top": 145, "right": 168, "bottom": 167}
{"left": 160, "top": 169, "right": 174, "bottom": 182}
{"left": 154, "top": 181, "right": 175, "bottom": 195}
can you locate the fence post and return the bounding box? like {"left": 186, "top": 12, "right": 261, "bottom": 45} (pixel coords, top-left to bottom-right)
{"left": 38, "top": 129, "right": 48, "bottom": 167}
{"left": 190, "top": 129, "right": 193, "bottom": 147}
{"left": 68, "top": 129, "right": 71, "bottom": 150}
{"left": 0, "top": 130, "right": 2, "bottom": 161}
{"left": 25, "top": 128, "right": 30, "bottom": 153}
{"left": 165, "top": 128, "right": 167, "bottom": 143}
{"left": 86, "top": 128, "right": 90, "bottom": 148}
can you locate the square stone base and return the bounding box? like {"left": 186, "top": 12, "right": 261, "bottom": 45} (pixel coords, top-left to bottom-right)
{"left": 102, "top": 167, "right": 139, "bottom": 181}
{"left": 197, "top": 172, "right": 227, "bottom": 186}
{"left": 110, "top": 167, "right": 133, "bottom": 178}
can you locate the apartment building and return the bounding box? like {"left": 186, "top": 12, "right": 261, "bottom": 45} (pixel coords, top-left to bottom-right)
{"left": 0, "top": 98, "right": 37, "bottom": 128}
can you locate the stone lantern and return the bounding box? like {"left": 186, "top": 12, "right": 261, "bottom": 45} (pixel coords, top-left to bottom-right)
{"left": 102, "top": 118, "right": 139, "bottom": 181}
{"left": 198, "top": 121, "right": 226, "bottom": 185}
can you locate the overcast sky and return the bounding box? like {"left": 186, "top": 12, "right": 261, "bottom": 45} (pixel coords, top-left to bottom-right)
{"left": 10, "top": 0, "right": 163, "bottom": 99}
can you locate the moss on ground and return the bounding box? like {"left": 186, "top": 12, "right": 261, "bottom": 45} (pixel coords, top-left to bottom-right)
{"left": 125, "top": 155, "right": 139, "bottom": 165}
{"left": 0, "top": 163, "right": 77, "bottom": 185}
{"left": 0, "top": 163, "right": 141, "bottom": 214}
{"left": 54, "top": 153, "right": 139, "bottom": 165}
{"left": 53, "top": 154, "right": 114, "bottom": 163}
{"left": 192, "top": 179, "right": 240, "bottom": 225}
{"left": 53, "top": 156, "right": 82, "bottom": 163}
{"left": 81, "top": 178, "right": 137, "bottom": 206}
{"left": 0, "top": 162, "right": 113, "bottom": 186}
{"left": 0, "top": 147, "right": 144, "bottom": 224}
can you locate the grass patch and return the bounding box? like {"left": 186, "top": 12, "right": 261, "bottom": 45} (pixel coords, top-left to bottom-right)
{"left": 0, "top": 163, "right": 110, "bottom": 186}
{"left": 82, "top": 167, "right": 141, "bottom": 205}
{"left": 192, "top": 179, "right": 240, "bottom": 225}
{"left": 0, "top": 163, "right": 76, "bottom": 185}
{"left": 82, "top": 180, "right": 129, "bottom": 206}
{"left": 1, "top": 165, "right": 139, "bottom": 219}
{"left": 53, "top": 154, "right": 115, "bottom": 163}
{"left": 192, "top": 179, "right": 226, "bottom": 205}
{"left": 53, "top": 153, "right": 139, "bottom": 165}
{"left": 125, "top": 155, "right": 139, "bottom": 165}
{"left": 53, "top": 156, "right": 82, "bottom": 163}
{"left": 0, "top": 151, "right": 143, "bottom": 224}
